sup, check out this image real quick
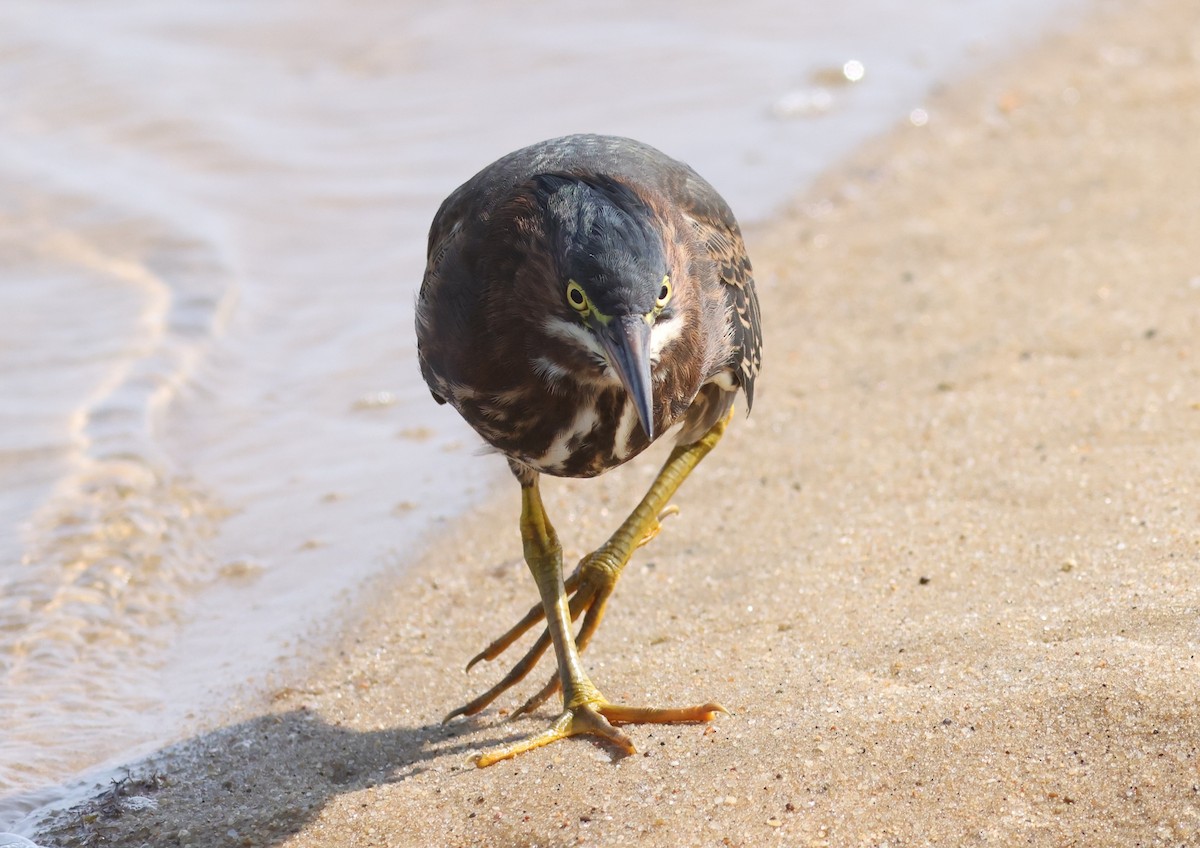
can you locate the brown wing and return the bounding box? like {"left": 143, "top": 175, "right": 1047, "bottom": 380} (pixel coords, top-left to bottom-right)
{"left": 679, "top": 175, "right": 763, "bottom": 411}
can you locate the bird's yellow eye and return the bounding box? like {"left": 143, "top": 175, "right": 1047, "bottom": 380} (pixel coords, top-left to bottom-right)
{"left": 656, "top": 276, "right": 672, "bottom": 308}
{"left": 566, "top": 280, "right": 589, "bottom": 313}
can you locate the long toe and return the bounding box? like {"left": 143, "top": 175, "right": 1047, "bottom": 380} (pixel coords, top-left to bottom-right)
{"left": 599, "top": 701, "right": 728, "bottom": 725}
{"left": 444, "top": 628, "right": 554, "bottom": 722}
{"left": 474, "top": 704, "right": 636, "bottom": 768}
{"left": 472, "top": 695, "right": 725, "bottom": 767}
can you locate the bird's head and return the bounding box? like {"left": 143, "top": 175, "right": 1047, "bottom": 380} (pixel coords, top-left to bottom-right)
{"left": 528, "top": 173, "right": 683, "bottom": 440}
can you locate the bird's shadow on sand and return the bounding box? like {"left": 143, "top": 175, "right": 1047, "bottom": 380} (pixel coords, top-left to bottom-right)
{"left": 30, "top": 706, "right": 529, "bottom": 847}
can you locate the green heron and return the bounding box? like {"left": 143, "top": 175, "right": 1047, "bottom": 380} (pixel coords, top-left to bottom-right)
{"left": 416, "top": 134, "right": 762, "bottom": 766}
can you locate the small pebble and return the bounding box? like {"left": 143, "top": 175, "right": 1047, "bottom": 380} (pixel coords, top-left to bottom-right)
{"left": 120, "top": 795, "right": 159, "bottom": 813}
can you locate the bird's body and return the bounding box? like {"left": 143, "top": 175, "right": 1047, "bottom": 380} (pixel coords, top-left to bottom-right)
{"left": 416, "top": 134, "right": 761, "bottom": 765}
{"left": 417, "top": 134, "right": 760, "bottom": 477}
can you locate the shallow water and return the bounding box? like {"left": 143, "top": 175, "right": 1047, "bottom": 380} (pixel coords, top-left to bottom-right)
{"left": 0, "top": 0, "right": 1080, "bottom": 827}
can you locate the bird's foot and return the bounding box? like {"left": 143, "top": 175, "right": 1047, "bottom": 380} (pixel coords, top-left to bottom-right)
{"left": 442, "top": 561, "right": 611, "bottom": 723}
{"left": 445, "top": 506, "right": 680, "bottom": 722}
{"left": 473, "top": 697, "right": 726, "bottom": 768}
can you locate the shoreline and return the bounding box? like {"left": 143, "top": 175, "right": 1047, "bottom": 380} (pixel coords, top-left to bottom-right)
{"left": 32, "top": 0, "right": 1200, "bottom": 844}
{"left": 0, "top": 0, "right": 1081, "bottom": 824}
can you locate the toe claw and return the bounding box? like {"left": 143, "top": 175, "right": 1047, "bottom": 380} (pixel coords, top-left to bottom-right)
{"left": 465, "top": 599, "right": 549, "bottom": 672}
{"left": 512, "top": 675, "right": 561, "bottom": 718}
{"left": 635, "top": 503, "right": 681, "bottom": 549}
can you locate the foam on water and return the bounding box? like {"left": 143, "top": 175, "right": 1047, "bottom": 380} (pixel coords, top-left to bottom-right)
{"left": 0, "top": 0, "right": 1081, "bottom": 829}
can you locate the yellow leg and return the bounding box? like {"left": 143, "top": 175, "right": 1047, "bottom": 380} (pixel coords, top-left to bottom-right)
{"left": 446, "top": 408, "right": 734, "bottom": 762}
{"left": 469, "top": 476, "right": 630, "bottom": 765}
{"left": 470, "top": 474, "right": 723, "bottom": 767}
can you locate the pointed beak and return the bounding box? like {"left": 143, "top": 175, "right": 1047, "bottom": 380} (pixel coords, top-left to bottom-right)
{"left": 598, "top": 314, "right": 655, "bottom": 440}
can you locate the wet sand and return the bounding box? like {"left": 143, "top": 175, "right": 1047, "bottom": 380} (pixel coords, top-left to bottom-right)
{"left": 35, "top": 0, "right": 1200, "bottom": 845}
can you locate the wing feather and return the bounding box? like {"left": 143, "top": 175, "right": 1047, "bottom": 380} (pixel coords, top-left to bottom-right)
{"left": 678, "top": 176, "right": 763, "bottom": 410}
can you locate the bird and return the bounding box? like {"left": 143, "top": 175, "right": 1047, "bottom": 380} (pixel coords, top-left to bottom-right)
{"left": 415, "top": 134, "right": 762, "bottom": 766}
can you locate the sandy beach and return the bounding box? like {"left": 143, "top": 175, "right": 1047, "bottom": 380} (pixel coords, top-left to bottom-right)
{"left": 35, "top": 0, "right": 1200, "bottom": 845}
